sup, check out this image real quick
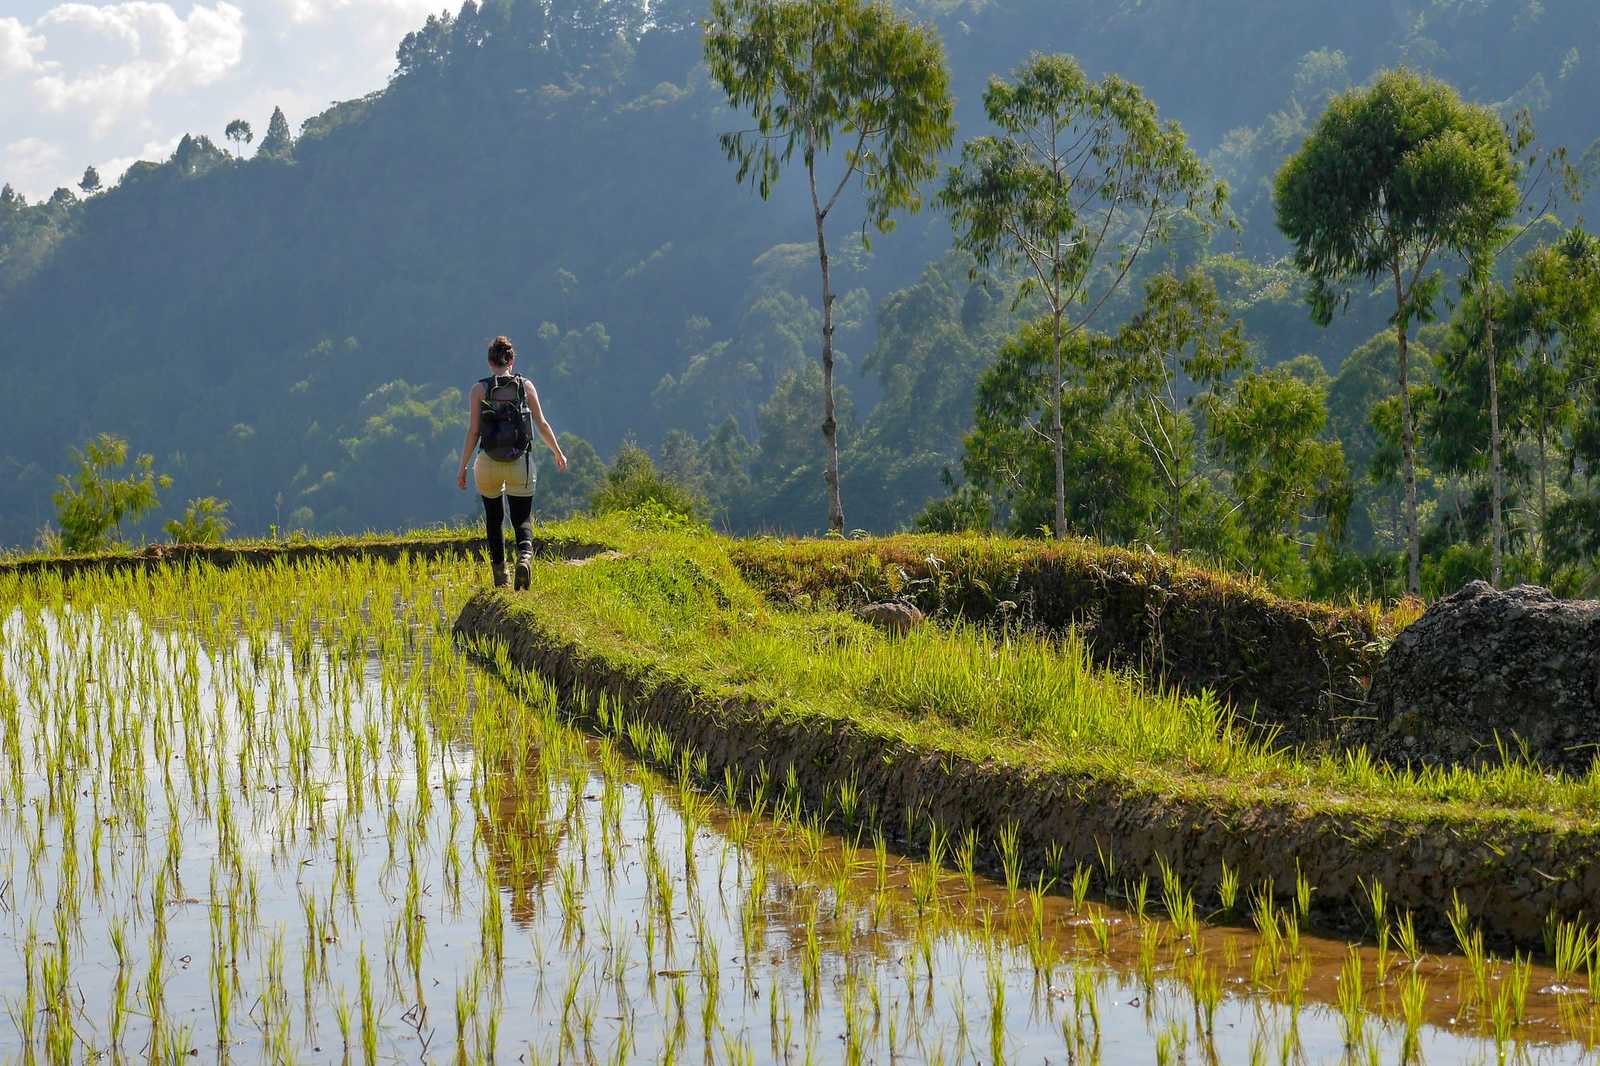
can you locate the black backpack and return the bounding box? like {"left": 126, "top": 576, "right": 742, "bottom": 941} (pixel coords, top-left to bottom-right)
{"left": 478, "top": 374, "right": 534, "bottom": 461}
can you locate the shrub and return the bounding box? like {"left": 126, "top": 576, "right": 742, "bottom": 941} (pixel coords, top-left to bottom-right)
{"left": 590, "top": 442, "right": 704, "bottom": 520}
{"left": 52, "top": 434, "right": 170, "bottom": 553}
{"left": 164, "top": 496, "right": 232, "bottom": 544}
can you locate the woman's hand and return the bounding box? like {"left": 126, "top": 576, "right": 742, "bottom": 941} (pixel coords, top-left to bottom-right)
{"left": 457, "top": 466, "right": 468, "bottom": 491}
{"left": 555, "top": 451, "right": 568, "bottom": 473}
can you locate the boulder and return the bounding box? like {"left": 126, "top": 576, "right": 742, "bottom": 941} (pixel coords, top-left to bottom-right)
{"left": 856, "top": 601, "right": 925, "bottom": 636}
{"left": 1368, "top": 581, "right": 1600, "bottom": 772}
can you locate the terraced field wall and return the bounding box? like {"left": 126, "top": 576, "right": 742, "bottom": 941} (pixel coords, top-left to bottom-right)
{"left": 455, "top": 589, "right": 1598, "bottom": 951}
{"left": 733, "top": 538, "right": 1402, "bottom": 749}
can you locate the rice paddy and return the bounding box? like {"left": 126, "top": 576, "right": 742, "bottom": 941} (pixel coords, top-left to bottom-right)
{"left": 1, "top": 550, "right": 1597, "bottom": 1064}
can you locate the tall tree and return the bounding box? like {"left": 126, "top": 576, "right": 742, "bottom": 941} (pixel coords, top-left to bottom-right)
{"left": 942, "top": 54, "right": 1222, "bottom": 538}
{"left": 78, "top": 166, "right": 102, "bottom": 195}
{"left": 1514, "top": 230, "right": 1600, "bottom": 555}
{"left": 1274, "top": 69, "right": 1518, "bottom": 595}
{"left": 705, "top": 0, "right": 954, "bottom": 534}
{"left": 260, "top": 107, "right": 294, "bottom": 158}
{"left": 224, "top": 119, "right": 254, "bottom": 159}
{"left": 1111, "top": 269, "right": 1249, "bottom": 555}
{"left": 1451, "top": 111, "right": 1572, "bottom": 586}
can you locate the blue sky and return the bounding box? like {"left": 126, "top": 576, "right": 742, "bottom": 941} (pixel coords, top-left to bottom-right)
{"left": 2, "top": 0, "right": 444, "bottom": 198}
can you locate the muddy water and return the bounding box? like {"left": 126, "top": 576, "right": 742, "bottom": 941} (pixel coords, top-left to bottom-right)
{"left": 0, "top": 581, "right": 1595, "bottom": 1065}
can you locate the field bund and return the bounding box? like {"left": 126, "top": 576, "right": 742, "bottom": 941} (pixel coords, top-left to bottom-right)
{"left": 452, "top": 522, "right": 1600, "bottom": 951}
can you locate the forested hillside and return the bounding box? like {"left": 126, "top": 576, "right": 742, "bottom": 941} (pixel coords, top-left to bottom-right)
{"left": 2, "top": 0, "right": 1597, "bottom": 596}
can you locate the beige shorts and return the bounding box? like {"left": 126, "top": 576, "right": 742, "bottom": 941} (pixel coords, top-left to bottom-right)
{"left": 474, "top": 451, "right": 535, "bottom": 498}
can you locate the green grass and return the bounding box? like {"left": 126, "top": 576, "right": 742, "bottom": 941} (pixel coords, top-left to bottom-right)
{"left": 0, "top": 521, "right": 485, "bottom": 566}
{"left": 509, "top": 516, "right": 1600, "bottom": 825}
{"left": 729, "top": 532, "right": 1424, "bottom": 635}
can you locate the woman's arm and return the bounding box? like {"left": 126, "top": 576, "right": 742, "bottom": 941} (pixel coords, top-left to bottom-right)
{"left": 524, "top": 380, "right": 567, "bottom": 472}
{"left": 457, "top": 382, "right": 483, "bottom": 490}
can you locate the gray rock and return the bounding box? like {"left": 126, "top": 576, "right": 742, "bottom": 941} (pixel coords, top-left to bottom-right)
{"left": 856, "top": 602, "right": 925, "bottom": 636}
{"left": 1367, "top": 581, "right": 1600, "bottom": 772}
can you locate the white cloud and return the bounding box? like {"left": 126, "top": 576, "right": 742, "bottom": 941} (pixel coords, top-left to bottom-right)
{"left": 1, "top": 0, "right": 440, "bottom": 197}
{"left": 277, "top": 0, "right": 440, "bottom": 27}
{"left": 0, "top": 17, "right": 48, "bottom": 76}
{"left": 2, "top": 137, "right": 67, "bottom": 194}
{"left": 26, "top": 2, "right": 246, "bottom": 132}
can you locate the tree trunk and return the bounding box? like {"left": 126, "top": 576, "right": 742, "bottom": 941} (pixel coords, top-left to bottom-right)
{"left": 1395, "top": 270, "right": 1421, "bottom": 597}
{"left": 1051, "top": 306, "right": 1066, "bottom": 540}
{"left": 1169, "top": 456, "right": 1182, "bottom": 557}
{"left": 810, "top": 160, "right": 844, "bottom": 535}
{"left": 1487, "top": 305, "right": 1503, "bottom": 588}
{"left": 1538, "top": 341, "right": 1549, "bottom": 561}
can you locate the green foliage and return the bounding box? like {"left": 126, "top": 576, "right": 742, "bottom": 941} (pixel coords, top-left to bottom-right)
{"left": 164, "top": 497, "right": 233, "bottom": 544}
{"left": 704, "top": 0, "right": 954, "bottom": 233}
{"left": 706, "top": 0, "right": 955, "bottom": 532}
{"left": 259, "top": 107, "right": 294, "bottom": 158}
{"left": 1208, "top": 367, "right": 1352, "bottom": 582}
{"left": 224, "top": 119, "right": 255, "bottom": 158}
{"left": 942, "top": 52, "right": 1223, "bottom": 537}
{"left": 537, "top": 434, "right": 606, "bottom": 522}
{"left": 590, "top": 442, "right": 705, "bottom": 519}
{"left": 52, "top": 435, "right": 171, "bottom": 553}
{"left": 1111, "top": 269, "right": 1250, "bottom": 555}
{"left": 1275, "top": 67, "right": 1521, "bottom": 594}
{"left": 1275, "top": 70, "right": 1519, "bottom": 328}
{"left": 913, "top": 477, "right": 992, "bottom": 534}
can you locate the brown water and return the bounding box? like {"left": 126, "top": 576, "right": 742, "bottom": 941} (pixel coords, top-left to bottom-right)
{"left": 0, "top": 561, "right": 1595, "bottom": 1065}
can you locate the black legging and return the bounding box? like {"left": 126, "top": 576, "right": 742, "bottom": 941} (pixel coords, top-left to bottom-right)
{"left": 481, "top": 493, "right": 533, "bottom": 568}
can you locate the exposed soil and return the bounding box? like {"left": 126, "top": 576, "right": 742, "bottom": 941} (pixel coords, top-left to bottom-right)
{"left": 457, "top": 589, "right": 1600, "bottom": 952}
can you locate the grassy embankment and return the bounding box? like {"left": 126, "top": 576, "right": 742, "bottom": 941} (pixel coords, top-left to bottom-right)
{"left": 457, "top": 514, "right": 1600, "bottom": 949}
{"left": 0, "top": 523, "right": 604, "bottom": 577}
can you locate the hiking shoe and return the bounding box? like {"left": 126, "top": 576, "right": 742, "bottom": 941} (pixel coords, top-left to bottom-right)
{"left": 514, "top": 557, "right": 532, "bottom": 591}
{"left": 491, "top": 563, "right": 509, "bottom": 589}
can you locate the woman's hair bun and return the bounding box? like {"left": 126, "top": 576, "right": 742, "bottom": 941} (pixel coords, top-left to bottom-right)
{"left": 487, "top": 336, "right": 515, "bottom": 366}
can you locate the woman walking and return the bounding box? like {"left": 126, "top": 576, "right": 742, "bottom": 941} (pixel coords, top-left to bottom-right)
{"left": 457, "top": 336, "right": 567, "bottom": 588}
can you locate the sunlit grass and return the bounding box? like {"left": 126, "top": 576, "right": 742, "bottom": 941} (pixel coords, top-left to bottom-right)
{"left": 512, "top": 522, "right": 1600, "bottom": 820}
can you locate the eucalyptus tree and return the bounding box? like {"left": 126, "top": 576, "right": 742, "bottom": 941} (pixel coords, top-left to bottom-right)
{"left": 1514, "top": 230, "right": 1600, "bottom": 553}
{"left": 224, "top": 119, "right": 254, "bottom": 159}
{"left": 942, "top": 54, "right": 1222, "bottom": 539}
{"left": 1449, "top": 112, "right": 1572, "bottom": 585}
{"left": 705, "top": 0, "right": 954, "bottom": 534}
{"left": 1275, "top": 69, "right": 1518, "bottom": 595}
{"left": 1110, "top": 269, "right": 1248, "bottom": 555}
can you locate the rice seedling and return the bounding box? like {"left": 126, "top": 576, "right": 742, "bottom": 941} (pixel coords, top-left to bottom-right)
{"left": 1400, "top": 967, "right": 1427, "bottom": 1063}
{"left": 996, "top": 822, "right": 1022, "bottom": 896}
{"left": 1293, "top": 863, "right": 1313, "bottom": 929}
{"left": 1125, "top": 874, "right": 1149, "bottom": 922}
{"left": 1070, "top": 862, "right": 1092, "bottom": 911}
{"left": 1553, "top": 918, "right": 1593, "bottom": 982}
{"left": 1337, "top": 946, "right": 1365, "bottom": 1048}
{"left": 1216, "top": 861, "right": 1239, "bottom": 917}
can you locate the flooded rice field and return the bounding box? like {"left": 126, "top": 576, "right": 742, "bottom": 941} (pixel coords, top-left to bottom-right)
{"left": 0, "top": 558, "right": 1596, "bottom": 1064}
